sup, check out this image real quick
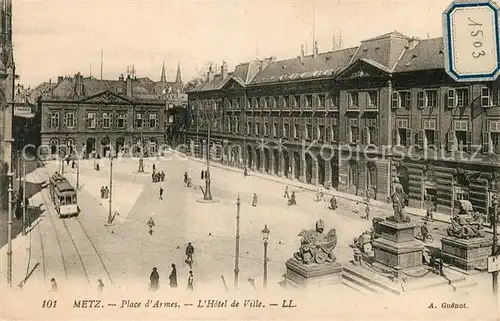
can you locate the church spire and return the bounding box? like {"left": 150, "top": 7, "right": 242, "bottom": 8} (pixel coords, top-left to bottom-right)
{"left": 160, "top": 61, "right": 166, "bottom": 82}
{"left": 175, "top": 61, "right": 182, "bottom": 83}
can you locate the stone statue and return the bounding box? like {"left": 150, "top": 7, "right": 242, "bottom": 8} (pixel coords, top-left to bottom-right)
{"left": 293, "top": 219, "right": 337, "bottom": 264}
{"left": 447, "top": 200, "right": 485, "bottom": 239}
{"left": 389, "top": 176, "right": 410, "bottom": 222}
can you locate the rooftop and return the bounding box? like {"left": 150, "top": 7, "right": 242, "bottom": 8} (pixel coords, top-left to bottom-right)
{"left": 187, "top": 31, "right": 449, "bottom": 92}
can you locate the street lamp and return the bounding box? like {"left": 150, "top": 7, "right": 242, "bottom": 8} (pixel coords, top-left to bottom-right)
{"left": 261, "top": 225, "right": 270, "bottom": 289}
{"left": 234, "top": 194, "right": 241, "bottom": 289}
{"left": 106, "top": 148, "right": 116, "bottom": 226}
{"left": 491, "top": 177, "right": 500, "bottom": 297}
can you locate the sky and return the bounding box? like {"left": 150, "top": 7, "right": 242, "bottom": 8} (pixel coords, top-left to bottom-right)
{"left": 13, "top": 0, "right": 453, "bottom": 88}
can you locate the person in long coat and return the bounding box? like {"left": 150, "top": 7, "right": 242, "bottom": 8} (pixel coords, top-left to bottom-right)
{"left": 150, "top": 267, "right": 159, "bottom": 291}
{"left": 252, "top": 193, "right": 258, "bottom": 207}
{"left": 187, "top": 270, "right": 194, "bottom": 291}
{"left": 169, "top": 264, "right": 178, "bottom": 288}
{"left": 201, "top": 170, "right": 204, "bottom": 180}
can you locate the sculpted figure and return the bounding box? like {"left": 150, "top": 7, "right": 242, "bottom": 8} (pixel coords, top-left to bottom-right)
{"left": 389, "top": 176, "right": 410, "bottom": 222}
{"left": 447, "top": 200, "right": 485, "bottom": 239}
{"left": 293, "top": 219, "right": 337, "bottom": 264}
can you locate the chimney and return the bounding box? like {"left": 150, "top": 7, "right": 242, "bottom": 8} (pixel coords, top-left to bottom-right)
{"left": 206, "top": 65, "right": 214, "bottom": 82}
{"left": 300, "top": 44, "right": 305, "bottom": 62}
{"left": 221, "top": 61, "right": 228, "bottom": 80}
{"left": 57, "top": 76, "right": 63, "bottom": 84}
{"left": 313, "top": 41, "right": 318, "bottom": 58}
{"left": 126, "top": 74, "right": 132, "bottom": 96}
{"left": 119, "top": 74, "right": 124, "bottom": 81}
{"left": 75, "top": 72, "right": 84, "bottom": 96}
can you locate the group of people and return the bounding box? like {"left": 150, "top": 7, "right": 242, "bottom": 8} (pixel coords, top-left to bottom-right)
{"left": 152, "top": 169, "right": 165, "bottom": 183}
{"left": 149, "top": 242, "right": 195, "bottom": 291}
{"left": 352, "top": 201, "right": 371, "bottom": 220}
{"left": 283, "top": 186, "right": 297, "bottom": 205}
{"left": 184, "top": 172, "right": 192, "bottom": 187}
{"left": 200, "top": 170, "right": 210, "bottom": 180}
{"left": 100, "top": 186, "right": 110, "bottom": 200}
{"left": 149, "top": 266, "right": 194, "bottom": 292}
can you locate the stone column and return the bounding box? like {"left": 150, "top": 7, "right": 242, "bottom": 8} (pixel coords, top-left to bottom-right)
{"left": 259, "top": 149, "right": 265, "bottom": 173}
{"left": 290, "top": 152, "right": 296, "bottom": 181}
{"left": 312, "top": 157, "right": 318, "bottom": 185}
{"left": 278, "top": 150, "right": 284, "bottom": 177}
{"left": 269, "top": 150, "right": 275, "bottom": 175}
{"left": 299, "top": 154, "right": 306, "bottom": 183}
{"left": 251, "top": 147, "right": 257, "bottom": 171}
{"left": 324, "top": 159, "right": 332, "bottom": 189}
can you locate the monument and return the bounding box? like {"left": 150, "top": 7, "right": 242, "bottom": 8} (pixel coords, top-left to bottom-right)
{"left": 285, "top": 219, "right": 342, "bottom": 289}
{"left": 371, "top": 176, "right": 425, "bottom": 278}
{"left": 441, "top": 200, "right": 492, "bottom": 270}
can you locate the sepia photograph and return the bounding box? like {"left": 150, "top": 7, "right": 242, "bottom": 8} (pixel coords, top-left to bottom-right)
{"left": 1, "top": 0, "right": 499, "bottom": 320}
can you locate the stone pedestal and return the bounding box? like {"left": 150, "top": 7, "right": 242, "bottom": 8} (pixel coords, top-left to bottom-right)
{"left": 372, "top": 219, "right": 425, "bottom": 278}
{"left": 441, "top": 236, "right": 493, "bottom": 271}
{"left": 284, "top": 258, "right": 342, "bottom": 290}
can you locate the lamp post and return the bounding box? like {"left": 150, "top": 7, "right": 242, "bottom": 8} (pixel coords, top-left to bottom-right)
{"left": 138, "top": 131, "right": 144, "bottom": 173}
{"left": 491, "top": 176, "right": 500, "bottom": 297}
{"left": 106, "top": 149, "right": 115, "bottom": 225}
{"left": 234, "top": 194, "right": 241, "bottom": 289}
{"left": 22, "top": 160, "right": 26, "bottom": 236}
{"left": 76, "top": 156, "right": 80, "bottom": 190}
{"left": 261, "top": 225, "right": 270, "bottom": 289}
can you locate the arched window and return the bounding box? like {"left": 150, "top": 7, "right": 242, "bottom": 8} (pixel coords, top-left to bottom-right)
{"left": 66, "top": 138, "right": 75, "bottom": 154}
{"left": 50, "top": 139, "right": 59, "bottom": 155}
{"left": 348, "top": 160, "right": 359, "bottom": 188}
{"left": 149, "top": 138, "right": 157, "bottom": 153}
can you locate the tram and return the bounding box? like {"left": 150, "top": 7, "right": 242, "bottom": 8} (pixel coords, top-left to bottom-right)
{"left": 49, "top": 172, "right": 79, "bottom": 217}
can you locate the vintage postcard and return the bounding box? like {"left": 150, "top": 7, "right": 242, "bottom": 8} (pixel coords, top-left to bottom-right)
{"left": 1, "top": 0, "right": 499, "bottom": 320}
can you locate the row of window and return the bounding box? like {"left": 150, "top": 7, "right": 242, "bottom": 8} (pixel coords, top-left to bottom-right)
{"left": 200, "top": 86, "right": 500, "bottom": 115}
{"left": 48, "top": 112, "right": 164, "bottom": 129}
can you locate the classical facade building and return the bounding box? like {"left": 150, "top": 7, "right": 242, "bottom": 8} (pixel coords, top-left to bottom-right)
{"left": 0, "top": 0, "right": 15, "bottom": 209}
{"left": 182, "top": 31, "right": 500, "bottom": 219}
{"left": 40, "top": 65, "right": 186, "bottom": 158}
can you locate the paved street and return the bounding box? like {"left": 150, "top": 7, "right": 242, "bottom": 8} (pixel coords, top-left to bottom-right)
{"left": 1, "top": 153, "right": 498, "bottom": 319}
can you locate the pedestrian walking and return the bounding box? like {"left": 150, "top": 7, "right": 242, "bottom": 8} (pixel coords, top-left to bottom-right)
{"left": 152, "top": 172, "right": 155, "bottom": 183}
{"left": 153, "top": 163, "right": 156, "bottom": 172}
{"left": 187, "top": 271, "right": 194, "bottom": 291}
{"left": 97, "top": 278, "right": 104, "bottom": 291}
{"left": 50, "top": 278, "right": 57, "bottom": 292}
{"left": 169, "top": 264, "right": 178, "bottom": 288}
{"left": 329, "top": 196, "right": 337, "bottom": 210}
{"left": 159, "top": 187, "right": 164, "bottom": 200}
{"left": 100, "top": 186, "right": 105, "bottom": 199}
{"left": 149, "top": 267, "right": 159, "bottom": 291}
{"left": 184, "top": 172, "right": 188, "bottom": 184}
{"left": 252, "top": 193, "right": 258, "bottom": 207}
{"left": 201, "top": 170, "right": 204, "bottom": 180}
{"left": 244, "top": 168, "right": 248, "bottom": 177}
{"left": 161, "top": 171, "right": 165, "bottom": 182}
{"left": 283, "top": 186, "right": 289, "bottom": 199}
{"left": 426, "top": 203, "right": 435, "bottom": 222}
{"left": 71, "top": 160, "right": 75, "bottom": 169}
{"left": 185, "top": 242, "right": 194, "bottom": 268}
{"left": 104, "top": 186, "right": 109, "bottom": 199}
{"left": 147, "top": 217, "right": 155, "bottom": 235}
{"left": 288, "top": 191, "right": 297, "bottom": 205}
{"left": 353, "top": 202, "right": 359, "bottom": 214}
{"left": 363, "top": 204, "right": 370, "bottom": 220}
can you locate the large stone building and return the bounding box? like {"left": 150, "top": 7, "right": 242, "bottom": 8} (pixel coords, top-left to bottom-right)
{"left": 0, "top": 0, "right": 15, "bottom": 209}
{"left": 40, "top": 64, "right": 186, "bottom": 158}
{"left": 183, "top": 31, "right": 500, "bottom": 219}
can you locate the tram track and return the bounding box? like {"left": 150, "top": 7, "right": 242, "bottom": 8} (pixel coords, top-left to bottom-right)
{"left": 33, "top": 170, "right": 113, "bottom": 287}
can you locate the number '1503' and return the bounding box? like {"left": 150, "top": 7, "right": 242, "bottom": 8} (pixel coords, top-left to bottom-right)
{"left": 469, "top": 17, "right": 485, "bottom": 58}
